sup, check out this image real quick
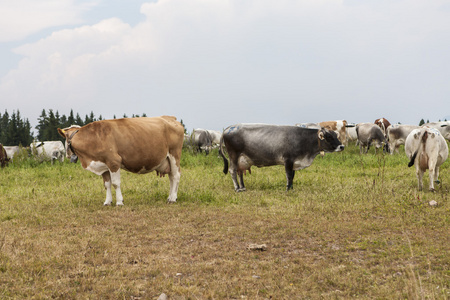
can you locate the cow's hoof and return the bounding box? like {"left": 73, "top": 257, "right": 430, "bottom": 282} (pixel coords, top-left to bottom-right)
{"left": 429, "top": 188, "right": 436, "bottom": 192}
{"left": 167, "top": 198, "right": 177, "bottom": 204}
{"left": 236, "top": 188, "right": 246, "bottom": 192}
{"left": 103, "top": 202, "right": 112, "bottom": 206}
{"left": 116, "top": 202, "right": 124, "bottom": 206}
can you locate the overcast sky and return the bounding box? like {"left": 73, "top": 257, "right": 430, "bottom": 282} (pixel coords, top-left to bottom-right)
{"left": 1, "top": 0, "right": 449, "bottom": 133}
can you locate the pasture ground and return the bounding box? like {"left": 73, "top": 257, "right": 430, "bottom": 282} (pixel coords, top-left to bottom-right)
{"left": 0, "top": 144, "right": 449, "bottom": 299}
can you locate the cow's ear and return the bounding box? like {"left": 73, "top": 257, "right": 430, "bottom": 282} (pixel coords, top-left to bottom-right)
{"left": 318, "top": 130, "right": 325, "bottom": 140}
{"left": 57, "top": 128, "right": 66, "bottom": 138}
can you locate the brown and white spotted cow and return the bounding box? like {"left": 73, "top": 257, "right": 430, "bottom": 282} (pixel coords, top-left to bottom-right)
{"left": 58, "top": 116, "right": 184, "bottom": 205}
{"left": 319, "top": 120, "right": 349, "bottom": 145}
{"left": 374, "top": 118, "right": 391, "bottom": 137}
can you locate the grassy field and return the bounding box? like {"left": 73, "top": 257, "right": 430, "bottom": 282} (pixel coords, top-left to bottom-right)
{"left": 0, "top": 144, "right": 449, "bottom": 299}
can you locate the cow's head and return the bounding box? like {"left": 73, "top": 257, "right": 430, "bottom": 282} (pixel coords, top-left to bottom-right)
{"left": 57, "top": 125, "right": 81, "bottom": 163}
{"left": 318, "top": 128, "right": 345, "bottom": 153}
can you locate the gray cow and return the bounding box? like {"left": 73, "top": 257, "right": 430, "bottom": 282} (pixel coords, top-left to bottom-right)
{"left": 219, "top": 123, "right": 344, "bottom": 191}
{"left": 387, "top": 124, "right": 420, "bottom": 154}
{"left": 356, "top": 123, "right": 388, "bottom": 154}
{"left": 190, "top": 129, "right": 213, "bottom": 155}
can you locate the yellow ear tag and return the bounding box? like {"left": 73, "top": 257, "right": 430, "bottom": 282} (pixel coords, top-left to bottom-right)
{"left": 61, "top": 129, "right": 66, "bottom": 134}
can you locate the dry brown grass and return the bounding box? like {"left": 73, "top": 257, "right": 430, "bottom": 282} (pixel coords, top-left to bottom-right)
{"left": 0, "top": 145, "right": 449, "bottom": 299}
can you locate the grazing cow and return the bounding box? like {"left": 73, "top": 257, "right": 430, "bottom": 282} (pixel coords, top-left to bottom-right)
{"left": 0, "top": 144, "right": 9, "bottom": 167}
{"left": 386, "top": 124, "right": 420, "bottom": 154}
{"left": 405, "top": 127, "right": 448, "bottom": 191}
{"left": 356, "top": 123, "right": 388, "bottom": 154}
{"left": 422, "top": 121, "right": 450, "bottom": 141}
{"left": 3, "top": 146, "right": 21, "bottom": 160}
{"left": 57, "top": 116, "right": 184, "bottom": 205}
{"left": 319, "top": 120, "right": 349, "bottom": 145}
{"left": 30, "top": 141, "right": 65, "bottom": 164}
{"left": 374, "top": 118, "right": 391, "bottom": 137}
{"left": 207, "top": 130, "right": 222, "bottom": 147}
{"left": 219, "top": 123, "right": 344, "bottom": 191}
{"left": 191, "top": 129, "right": 213, "bottom": 154}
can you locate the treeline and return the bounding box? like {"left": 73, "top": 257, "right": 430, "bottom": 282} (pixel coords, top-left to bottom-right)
{"left": 0, "top": 110, "right": 33, "bottom": 146}
{"left": 0, "top": 109, "right": 150, "bottom": 146}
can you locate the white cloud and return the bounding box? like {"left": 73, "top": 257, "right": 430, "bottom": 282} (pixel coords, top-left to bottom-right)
{"left": 1, "top": 0, "right": 450, "bottom": 130}
{"left": 0, "top": 0, "right": 97, "bottom": 42}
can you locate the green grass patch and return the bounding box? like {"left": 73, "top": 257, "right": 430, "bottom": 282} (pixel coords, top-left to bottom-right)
{"left": 0, "top": 144, "right": 449, "bottom": 299}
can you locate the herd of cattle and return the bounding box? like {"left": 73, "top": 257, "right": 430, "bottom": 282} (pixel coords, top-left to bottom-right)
{"left": 0, "top": 116, "right": 448, "bottom": 205}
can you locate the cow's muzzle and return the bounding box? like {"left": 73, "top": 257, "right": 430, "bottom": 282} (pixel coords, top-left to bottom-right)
{"left": 70, "top": 154, "right": 78, "bottom": 163}
{"left": 336, "top": 145, "right": 345, "bottom": 152}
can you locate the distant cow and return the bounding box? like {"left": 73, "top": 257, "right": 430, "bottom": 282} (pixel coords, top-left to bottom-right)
{"left": 346, "top": 123, "right": 358, "bottom": 143}
{"left": 191, "top": 129, "right": 213, "bottom": 154}
{"left": 207, "top": 130, "right": 222, "bottom": 147}
{"left": 356, "top": 123, "right": 388, "bottom": 154}
{"left": 405, "top": 127, "right": 448, "bottom": 191}
{"left": 58, "top": 116, "right": 184, "bottom": 205}
{"left": 387, "top": 124, "right": 420, "bottom": 154}
{"left": 422, "top": 121, "right": 450, "bottom": 141}
{"left": 0, "top": 144, "right": 9, "bottom": 167}
{"left": 3, "top": 146, "right": 20, "bottom": 160}
{"left": 30, "top": 141, "right": 65, "bottom": 164}
{"left": 219, "top": 123, "right": 344, "bottom": 191}
{"left": 374, "top": 118, "right": 391, "bottom": 137}
{"left": 319, "top": 120, "right": 349, "bottom": 145}
{"left": 295, "top": 123, "right": 321, "bottom": 129}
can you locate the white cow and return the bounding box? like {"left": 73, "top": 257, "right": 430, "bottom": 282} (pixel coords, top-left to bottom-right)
{"left": 207, "top": 130, "right": 222, "bottom": 147}
{"left": 422, "top": 121, "right": 450, "bottom": 141}
{"left": 30, "top": 141, "right": 65, "bottom": 163}
{"left": 295, "top": 122, "right": 321, "bottom": 129}
{"left": 346, "top": 123, "right": 358, "bottom": 144}
{"left": 3, "top": 146, "right": 21, "bottom": 160}
{"left": 387, "top": 124, "right": 420, "bottom": 154}
{"left": 405, "top": 128, "right": 448, "bottom": 191}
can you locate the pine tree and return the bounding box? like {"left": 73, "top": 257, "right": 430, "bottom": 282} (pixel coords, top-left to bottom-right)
{"left": 75, "top": 113, "right": 83, "bottom": 126}
{"left": 36, "top": 109, "right": 47, "bottom": 141}
{"left": 67, "top": 109, "right": 75, "bottom": 126}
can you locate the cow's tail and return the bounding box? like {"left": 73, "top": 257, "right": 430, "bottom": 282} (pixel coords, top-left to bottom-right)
{"left": 408, "top": 131, "right": 428, "bottom": 167}
{"left": 218, "top": 135, "right": 229, "bottom": 174}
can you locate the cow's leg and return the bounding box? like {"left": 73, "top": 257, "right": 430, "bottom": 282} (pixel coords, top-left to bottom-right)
{"left": 102, "top": 171, "right": 113, "bottom": 206}
{"left": 238, "top": 172, "right": 246, "bottom": 192}
{"left": 428, "top": 160, "right": 438, "bottom": 191}
{"left": 285, "top": 162, "right": 295, "bottom": 191}
{"left": 110, "top": 170, "right": 124, "bottom": 206}
{"left": 434, "top": 166, "right": 441, "bottom": 184}
{"left": 416, "top": 166, "right": 424, "bottom": 191}
{"left": 167, "top": 155, "right": 181, "bottom": 203}
{"left": 229, "top": 168, "right": 240, "bottom": 191}
{"left": 228, "top": 158, "right": 243, "bottom": 192}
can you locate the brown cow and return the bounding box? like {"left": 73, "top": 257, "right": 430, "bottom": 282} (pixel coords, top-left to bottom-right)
{"left": 374, "top": 118, "right": 391, "bottom": 137}
{"left": 57, "top": 116, "right": 184, "bottom": 205}
{"left": 0, "top": 144, "right": 9, "bottom": 167}
{"left": 319, "top": 120, "right": 348, "bottom": 145}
